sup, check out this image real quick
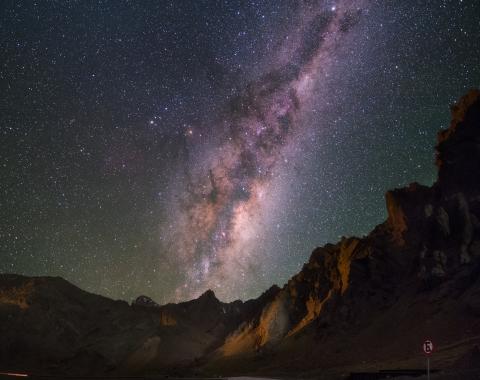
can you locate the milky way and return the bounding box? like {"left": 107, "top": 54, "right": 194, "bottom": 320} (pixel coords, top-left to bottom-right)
{"left": 163, "top": 1, "right": 367, "bottom": 301}
{"left": 2, "top": 1, "right": 479, "bottom": 303}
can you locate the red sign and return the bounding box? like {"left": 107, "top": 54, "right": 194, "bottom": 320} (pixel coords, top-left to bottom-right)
{"left": 423, "top": 340, "right": 434, "bottom": 355}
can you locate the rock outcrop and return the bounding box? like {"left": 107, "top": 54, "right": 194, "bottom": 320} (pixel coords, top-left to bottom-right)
{"left": 1, "top": 90, "right": 480, "bottom": 378}
{"left": 436, "top": 89, "right": 480, "bottom": 196}
{"left": 132, "top": 295, "right": 160, "bottom": 308}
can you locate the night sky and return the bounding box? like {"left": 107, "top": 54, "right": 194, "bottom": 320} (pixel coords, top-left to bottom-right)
{"left": 1, "top": 1, "right": 479, "bottom": 303}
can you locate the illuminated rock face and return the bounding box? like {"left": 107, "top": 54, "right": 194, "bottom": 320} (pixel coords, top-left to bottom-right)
{"left": 0, "top": 278, "right": 35, "bottom": 310}
{"left": 1, "top": 90, "right": 480, "bottom": 376}
{"left": 385, "top": 182, "right": 433, "bottom": 246}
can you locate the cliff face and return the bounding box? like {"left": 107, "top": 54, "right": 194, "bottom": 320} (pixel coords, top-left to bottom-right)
{"left": 205, "top": 89, "right": 480, "bottom": 377}
{"left": 1, "top": 90, "right": 480, "bottom": 377}
{"left": 384, "top": 90, "right": 480, "bottom": 279}
{"left": 436, "top": 89, "right": 480, "bottom": 196}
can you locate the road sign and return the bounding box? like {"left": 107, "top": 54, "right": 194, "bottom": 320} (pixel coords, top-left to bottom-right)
{"left": 423, "top": 340, "right": 434, "bottom": 355}
{"left": 423, "top": 340, "right": 434, "bottom": 380}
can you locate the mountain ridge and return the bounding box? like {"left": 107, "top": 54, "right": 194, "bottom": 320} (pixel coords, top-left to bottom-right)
{"left": 1, "top": 89, "right": 480, "bottom": 378}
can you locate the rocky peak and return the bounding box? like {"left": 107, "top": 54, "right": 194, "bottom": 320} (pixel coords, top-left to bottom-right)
{"left": 132, "top": 295, "right": 159, "bottom": 308}
{"left": 260, "top": 284, "right": 281, "bottom": 299}
{"left": 199, "top": 289, "right": 217, "bottom": 299}
{"left": 436, "top": 89, "right": 480, "bottom": 196}
{"left": 197, "top": 289, "right": 220, "bottom": 306}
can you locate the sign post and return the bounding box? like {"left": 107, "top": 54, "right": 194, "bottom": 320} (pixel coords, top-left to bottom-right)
{"left": 423, "top": 339, "right": 434, "bottom": 380}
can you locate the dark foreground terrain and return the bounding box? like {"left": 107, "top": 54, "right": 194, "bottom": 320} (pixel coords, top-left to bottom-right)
{"left": 1, "top": 370, "right": 480, "bottom": 380}
{"left": 1, "top": 90, "right": 480, "bottom": 379}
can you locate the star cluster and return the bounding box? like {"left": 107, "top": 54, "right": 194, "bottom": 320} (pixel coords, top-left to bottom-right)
{"left": 1, "top": 0, "right": 479, "bottom": 303}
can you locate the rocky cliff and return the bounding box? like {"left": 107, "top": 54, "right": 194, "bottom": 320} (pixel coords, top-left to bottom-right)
{"left": 1, "top": 90, "right": 480, "bottom": 378}
{"left": 200, "top": 89, "right": 480, "bottom": 375}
